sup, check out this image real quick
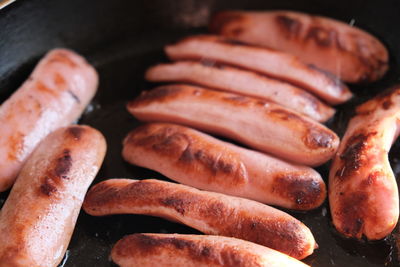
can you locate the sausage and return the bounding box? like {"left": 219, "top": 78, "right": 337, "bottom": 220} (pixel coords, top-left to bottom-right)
{"left": 145, "top": 61, "right": 335, "bottom": 122}
{"left": 0, "top": 125, "right": 106, "bottom": 266}
{"left": 111, "top": 233, "right": 310, "bottom": 267}
{"left": 165, "top": 35, "right": 352, "bottom": 104}
{"left": 122, "top": 123, "right": 326, "bottom": 210}
{"left": 127, "top": 85, "right": 339, "bottom": 166}
{"left": 210, "top": 10, "right": 389, "bottom": 84}
{"left": 329, "top": 86, "right": 400, "bottom": 240}
{"left": 83, "top": 179, "right": 317, "bottom": 259}
{"left": 0, "top": 49, "right": 98, "bottom": 192}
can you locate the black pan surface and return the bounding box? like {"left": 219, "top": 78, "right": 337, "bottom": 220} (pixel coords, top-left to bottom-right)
{"left": 1, "top": 0, "right": 400, "bottom": 266}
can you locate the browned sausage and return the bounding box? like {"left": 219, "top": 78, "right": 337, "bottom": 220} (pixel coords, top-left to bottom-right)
{"left": 0, "top": 125, "right": 106, "bottom": 267}
{"left": 329, "top": 86, "right": 400, "bottom": 240}
{"left": 84, "top": 179, "right": 317, "bottom": 259}
{"left": 210, "top": 10, "right": 389, "bottom": 83}
{"left": 111, "top": 234, "right": 310, "bottom": 267}
{"left": 122, "top": 123, "right": 326, "bottom": 210}
{"left": 127, "top": 84, "right": 339, "bottom": 166}
{"left": 165, "top": 35, "right": 352, "bottom": 104}
{"left": 145, "top": 61, "right": 335, "bottom": 122}
{"left": 0, "top": 49, "right": 98, "bottom": 192}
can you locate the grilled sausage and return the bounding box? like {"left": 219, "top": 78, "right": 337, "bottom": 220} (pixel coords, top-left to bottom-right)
{"left": 122, "top": 123, "right": 326, "bottom": 210}
{"left": 127, "top": 85, "right": 339, "bottom": 166}
{"left": 329, "top": 86, "right": 400, "bottom": 240}
{"left": 111, "top": 233, "right": 310, "bottom": 267}
{"left": 210, "top": 10, "right": 389, "bottom": 83}
{"left": 0, "top": 125, "right": 106, "bottom": 266}
{"left": 84, "top": 179, "right": 317, "bottom": 259}
{"left": 145, "top": 61, "right": 335, "bottom": 122}
{"left": 165, "top": 35, "right": 351, "bottom": 104}
{"left": 0, "top": 49, "right": 98, "bottom": 192}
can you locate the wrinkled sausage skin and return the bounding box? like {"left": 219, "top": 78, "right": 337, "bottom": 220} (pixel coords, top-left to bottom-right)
{"left": 329, "top": 86, "right": 400, "bottom": 240}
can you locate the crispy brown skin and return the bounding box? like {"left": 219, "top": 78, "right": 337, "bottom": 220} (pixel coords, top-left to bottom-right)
{"left": 0, "top": 125, "right": 106, "bottom": 267}
{"left": 145, "top": 61, "right": 335, "bottom": 122}
{"left": 121, "top": 123, "right": 326, "bottom": 210}
{"left": 210, "top": 10, "right": 388, "bottom": 83}
{"left": 329, "top": 86, "right": 400, "bottom": 240}
{"left": 165, "top": 35, "right": 352, "bottom": 104}
{"left": 84, "top": 179, "right": 316, "bottom": 259}
{"left": 127, "top": 84, "right": 339, "bottom": 166}
{"left": 111, "top": 234, "right": 310, "bottom": 267}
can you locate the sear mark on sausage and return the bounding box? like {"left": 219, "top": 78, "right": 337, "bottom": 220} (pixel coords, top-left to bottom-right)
{"left": 118, "top": 234, "right": 255, "bottom": 267}
{"left": 39, "top": 149, "right": 73, "bottom": 197}
{"left": 48, "top": 51, "right": 78, "bottom": 68}
{"left": 40, "top": 177, "right": 58, "bottom": 196}
{"left": 66, "top": 126, "right": 85, "bottom": 140}
{"left": 126, "top": 125, "right": 248, "bottom": 186}
{"left": 334, "top": 190, "right": 379, "bottom": 238}
{"left": 272, "top": 173, "right": 324, "bottom": 209}
{"left": 335, "top": 131, "right": 377, "bottom": 179}
{"left": 276, "top": 15, "right": 302, "bottom": 39}
{"left": 128, "top": 87, "right": 182, "bottom": 108}
{"left": 210, "top": 12, "right": 246, "bottom": 38}
{"left": 54, "top": 149, "right": 72, "bottom": 178}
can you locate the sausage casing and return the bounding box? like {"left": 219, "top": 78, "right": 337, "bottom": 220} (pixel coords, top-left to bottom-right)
{"left": 329, "top": 86, "right": 400, "bottom": 240}
{"left": 84, "top": 178, "right": 317, "bottom": 259}
{"left": 111, "top": 233, "right": 310, "bottom": 267}
{"left": 210, "top": 10, "right": 389, "bottom": 83}
{"left": 0, "top": 125, "right": 106, "bottom": 266}
{"left": 165, "top": 35, "right": 352, "bottom": 104}
{"left": 122, "top": 123, "right": 326, "bottom": 210}
{"left": 127, "top": 85, "right": 339, "bottom": 166}
{"left": 145, "top": 61, "right": 335, "bottom": 122}
{"left": 0, "top": 49, "right": 98, "bottom": 191}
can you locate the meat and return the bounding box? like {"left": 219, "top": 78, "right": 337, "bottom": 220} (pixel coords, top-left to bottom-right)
{"left": 111, "top": 233, "right": 310, "bottom": 267}
{"left": 165, "top": 35, "right": 352, "bottom": 104}
{"left": 121, "top": 123, "right": 326, "bottom": 210}
{"left": 0, "top": 125, "right": 106, "bottom": 266}
{"left": 127, "top": 85, "right": 339, "bottom": 166}
{"left": 0, "top": 49, "right": 98, "bottom": 192}
{"left": 210, "top": 10, "right": 389, "bottom": 83}
{"left": 145, "top": 61, "right": 335, "bottom": 122}
{"left": 83, "top": 178, "right": 317, "bottom": 259}
{"left": 329, "top": 86, "right": 400, "bottom": 240}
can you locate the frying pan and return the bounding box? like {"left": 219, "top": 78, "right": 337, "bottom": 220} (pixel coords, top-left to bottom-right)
{"left": 1, "top": 0, "right": 400, "bottom": 266}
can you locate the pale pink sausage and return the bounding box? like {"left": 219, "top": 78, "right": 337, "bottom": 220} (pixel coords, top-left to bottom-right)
{"left": 0, "top": 125, "right": 106, "bottom": 267}
{"left": 0, "top": 49, "right": 98, "bottom": 191}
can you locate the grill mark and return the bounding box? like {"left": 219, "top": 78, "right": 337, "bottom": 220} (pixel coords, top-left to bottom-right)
{"left": 67, "top": 90, "right": 81, "bottom": 103}
{"left": 276, "top": 15, "right": 302, "bottom": 39}
{"left": 128, "top": 86, "right": 183, "bottom": 108}
{"left": 48, "top": 52, "right": 78, "bottom": 68}
{"left": 335, "top": 132, "right": 377, "bottom": 179}
{"left": 272, "top": 173, "right": 324, "bottom": 209}
{"left": 67, "top": 126, "right": 85, "bottom": 140}
{"left": 115, "top": 234, "right": 261, "bottom": 267}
